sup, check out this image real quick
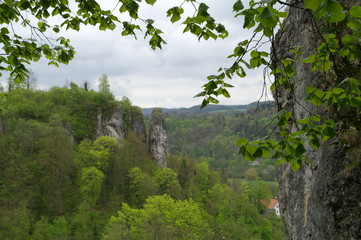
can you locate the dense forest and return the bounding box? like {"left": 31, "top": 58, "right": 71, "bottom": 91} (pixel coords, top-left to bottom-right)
{"left": 159, "top": 101, "right": 278, "bottom": 180}
{"left": 0, "top": 82, "right": 284, "bottom": 239}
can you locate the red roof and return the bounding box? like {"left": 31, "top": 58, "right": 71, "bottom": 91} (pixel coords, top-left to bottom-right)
{"left": 267, "top": 199, "right": 278, "bottom": 209}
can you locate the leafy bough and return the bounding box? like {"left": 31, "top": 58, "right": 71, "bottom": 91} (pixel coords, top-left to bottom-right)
{"left": 1, "top": 0, "right": 360, "bottom": 169}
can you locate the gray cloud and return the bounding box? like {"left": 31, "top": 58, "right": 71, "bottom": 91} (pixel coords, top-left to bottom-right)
{"left": 1, "top": 0, "right": 273, "bottom": 108}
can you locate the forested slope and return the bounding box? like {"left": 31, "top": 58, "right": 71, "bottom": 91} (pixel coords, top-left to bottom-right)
{"left": 0, "top": 85, "right": 284, "bottom": 239}
{"left": 163, "top": 102, "right": 278, "bottom": 180}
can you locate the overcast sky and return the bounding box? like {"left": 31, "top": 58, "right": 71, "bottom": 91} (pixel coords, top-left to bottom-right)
{"left": 1, "top": 0, "right": 274, "bottom": 108}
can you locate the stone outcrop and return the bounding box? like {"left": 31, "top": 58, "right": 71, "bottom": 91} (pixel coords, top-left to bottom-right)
{"left": 96, "top": 107, "right": 125, "bottom": 140}
{"left": 63, "top": 122, "right": 74, "bottom": 143}
{"left": 148, "top": 108, "right": 168, "bottom": 168}
{"left": 273, "top": 1, "right": 361, "bottom": 239}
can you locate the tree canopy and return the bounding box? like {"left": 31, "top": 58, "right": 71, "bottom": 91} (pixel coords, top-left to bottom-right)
{"left": 0, "top": 0, "right": 360, "bottom": 165}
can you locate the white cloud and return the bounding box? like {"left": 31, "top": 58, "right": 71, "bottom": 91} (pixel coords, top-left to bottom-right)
{"left": 1, "top": 0, "right": 273, "bottom": 108}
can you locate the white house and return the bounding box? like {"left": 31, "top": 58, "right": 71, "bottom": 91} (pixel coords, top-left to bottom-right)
{"left": 267, "top": 198, "right": 280, "bottom": 217}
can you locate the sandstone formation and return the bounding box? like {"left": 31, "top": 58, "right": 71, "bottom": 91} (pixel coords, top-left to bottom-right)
{"left": 273, "top": 1, "right": 361, "bottom": 239}
{"left": 148, "top": 108, "right": 168, "bottom": 168}
{"left": 96, "top": 107, "right": 125, "bottom": 140}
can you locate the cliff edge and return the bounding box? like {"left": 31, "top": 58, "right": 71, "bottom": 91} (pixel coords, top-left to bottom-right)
{"left": 273, "top": 1, "right": 361, "bottom": 239}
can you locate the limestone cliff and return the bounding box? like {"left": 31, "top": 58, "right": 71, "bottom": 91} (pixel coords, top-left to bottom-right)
{"left": 96, "top": 107, "right": 125, "bottom": 140}
{"left": 273, "top": 1, "right": 361, "bottom": 239}
{"left": 148, "top": 108, "right": 168, "bottom": 168}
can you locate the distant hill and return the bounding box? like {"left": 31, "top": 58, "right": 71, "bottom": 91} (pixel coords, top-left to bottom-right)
{"left": 142, "top": 101, "right": 275, "bottom": 116}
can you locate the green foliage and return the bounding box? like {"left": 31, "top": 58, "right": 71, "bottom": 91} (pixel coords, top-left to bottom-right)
{"left": 103, "top": 195, "right": 213, "bottom": 240}
{"left": 0, "top": 201, "right": 31, "bottom": 240}
{"left": 76, "top": 136, "right": 119, "bottom": 177}
{"left": 31, "top": 216, "right": 71, "bottom": 240}
{"left": 153, "top": 168, "right": 182, "bottom": 198}
{"left": 245, "top": 168, "right": 259, "bottom": 180}
{"left": 0, "top": 0, "right": 359, "bottom": 173}
{"left": 98, "top": 74, "right": 112, "bottom": 95}
{"left": 127, "top": 167, "right": 157, "bottom": 207}
{"left": 7, "top": 0, "right": 360, "bottom": 238}
{"left": 193, "top": 0, "right": 361, "bottom": 169}
{"left": 0, "top": 88, "right": 284, "bottom": 239}
{"left": 165, "top": 103, "right": 278, "bottom": 179}
{"left": 80, "top": 167, "right": 105, "bottom": 204}
{"left": 119, "top": 96, "right": 132, "bottom": 132}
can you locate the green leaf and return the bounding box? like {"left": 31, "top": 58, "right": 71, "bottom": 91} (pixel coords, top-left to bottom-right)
{"left": 222, "top": 89, "right": 230, "bottom": 98}
{"left": 250, "top": 50, "right": 259, "bottom": 58}
{"left": 350, "top": 97, "right": 361, "bottom": 107}
{"left": 246, "top": 143, "right": 258, "bottom": 155}
{"left": 304, "top": 0, "right": 322, "bottom": 11}
{"left": 201, "top": 99, "right": 208, "bottom": 108}
{"left": 309, "top": 138, "right": 320, "bottom": 149}
{"left": 208, "top": 96, "right": 219, "bottom": 104}
{"left": 233, "top": 1, "right": 244, "bottom": 12}
{"left": 302, "top": 55, "right": 316, "bottom": 63}
{"left": 243, "top": 152, "right": 255, "bottom": 161}
{"left": 306, "top": 86, "right": 316, "bottom": 94}
{"left": 332, "top": 87, "right": 345, "bottom": 95}
{"left": 310, "top": 115, "right": 321, "bottom": 122}
{"left": 310, "top": 95, "right": 323, "bottom": 106}
{"left": 237, "top": 138, "right": 248, "bottom": 146}
{"left": 297, "top": 117, "right": 310, "bottom": 125}
{"left": 295, "top": 143, "right": 306, "bottom": 155}
{"left": 321, "top": 126, "right": 336, "bottom": 141}
{"left": 350, "top": 6, "right": 361, "bottom": 18}
{"left": 223, "top": 83, "right": 234, "bottom": 88}
{"left": 261, "top": 147, "right": 271, "bottom": 158}
{"left": 329, "top": 11, "right": 345, "bottom": 23}
{"left": 327, "top": 0, "right": 345, "bottom": 23}
{"left": 145, "top": 0, "right": 157, "bottom": 5}
{"left": 253, "top": 147, "right": 263, "bottom": 158}
{"left": 167, "top": 7, "right": 184, "bottom": 23}
{"left": 242, "top": 10, "right": 256, "bottom": 29}
{"left": 194, "top": 91, "right": 206, "bottom": 98}
{"left": 291, "top": 161, "right": 300, "bottom": 171}
{"left": 258, "top": 7, "right": 277, "bottom": 28}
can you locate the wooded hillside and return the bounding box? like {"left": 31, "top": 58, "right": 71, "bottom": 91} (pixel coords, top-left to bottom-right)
{"left": 0, "top": 86, "right": 284, "bottom": 239}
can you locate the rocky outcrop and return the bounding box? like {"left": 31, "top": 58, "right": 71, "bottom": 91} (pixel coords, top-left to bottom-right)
{"left": 273, "top": 1, "right": 361, "bottom": 239}
{"left": 148, "top": 108, "right": 168, "bottom": 168}
{"left": 96, "top": 107, "right": 125, "bottom": 140}
{"left": 96, "top": 106, "right": 168, "bottom": 168}
{"left": 63, "top": 122, "right": 74, "bottom": 143}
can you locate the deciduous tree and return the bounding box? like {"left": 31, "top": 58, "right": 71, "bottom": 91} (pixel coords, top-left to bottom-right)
{"left": 103, "top": 195, "right": 213, "bottom": 240}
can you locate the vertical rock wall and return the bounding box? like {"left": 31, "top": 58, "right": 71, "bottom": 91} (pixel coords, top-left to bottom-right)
{"left": 96, "top": 107, "right": 125, "bottom": 140}
{"left": 273, "top": 1, "right": 361, "bottom": 239}
{"left": 96, "top": 106, "right": 168, "bottom": 168}
{"left": 148, "top": 108, "right": 168, "bottom": 168}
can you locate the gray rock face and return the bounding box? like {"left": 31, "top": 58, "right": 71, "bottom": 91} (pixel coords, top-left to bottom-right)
{"left": 273, "top": 1, "right": 361, "bottom": 239}
{"left": 148, "top": 108, "right": 168, "bottom": 168}
{"left": 63, "top": 122, "right": 74, "bottom": 143}
{"left": 96, "top": 107, "right": 125, "bottom": 140}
